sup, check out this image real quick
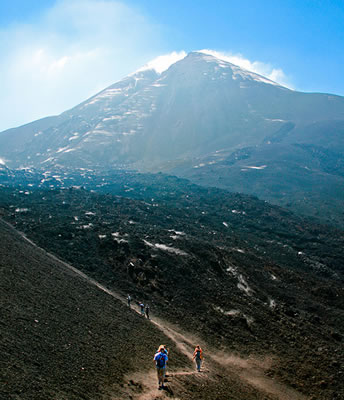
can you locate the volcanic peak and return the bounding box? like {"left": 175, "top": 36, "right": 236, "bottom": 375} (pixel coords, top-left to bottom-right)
{"left": 134, "top": 50, "right": 286, "bottom": 89}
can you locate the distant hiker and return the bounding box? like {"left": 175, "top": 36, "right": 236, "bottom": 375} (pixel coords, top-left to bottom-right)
{"left": 145, "top": 304, "right": 150, "bottom": 319}
{"left": 127, "top": 294, "right": 131, "bottom": 307}
{"left": 154, "top": 345, "right": 168, "bottom": 390}
{"left": 192, "top": 345, "right": 203, "bottom": 372}
{"left": 139, "top": 302, "right": 145, "bottom": 316}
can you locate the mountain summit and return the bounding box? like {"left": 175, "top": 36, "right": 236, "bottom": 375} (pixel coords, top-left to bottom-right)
{"left": 1, "top": 51, "right": 344, "bottom": 171}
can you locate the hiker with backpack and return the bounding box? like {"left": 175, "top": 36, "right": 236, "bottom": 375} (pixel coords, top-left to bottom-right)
{"left": 154, "top": 345, "right": 168, "bottom": 390}
{"left": 192, "top": 345, "right": 203, "bottom": 372}
{"left": 155, "top": 345, "right": 168, "bottom": 357}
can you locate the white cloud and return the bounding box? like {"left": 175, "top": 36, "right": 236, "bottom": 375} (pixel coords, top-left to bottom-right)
{"left": 137, "top": 51, "right": 187, "bottom": 74}
{"left": 0, "top": 0, "right": 161, "bottom": 131}
{"left": 0, "top": 0, "right": 295, "bottom": 133}
{"left": 199, "top": 49, "right": 293, "bottom": 89}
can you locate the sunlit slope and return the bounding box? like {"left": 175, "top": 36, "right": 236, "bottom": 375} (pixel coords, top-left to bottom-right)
{"left": 1, "top": 52, "right": 344, "bottom": 170}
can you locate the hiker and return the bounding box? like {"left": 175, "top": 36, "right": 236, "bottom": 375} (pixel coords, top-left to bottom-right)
{"left": 154, "top": 345, "right": 168, "bottom": 390}
{"left": 145, "top": 304, "right": 150, "bottom": 319}
{"left": 127, "top": 294, "right": 131, "bottom": 307}
{"left": 156, "top": 345, "right": 168, "bottom": 356}
{"left": 192, "top": 345, "right": 203, "bottom": 372}
{"left": 139, "top": 302, "right": 145, "bottom": 316}
{"left": 155, "top": 345, "right": 168, "bottom": 356}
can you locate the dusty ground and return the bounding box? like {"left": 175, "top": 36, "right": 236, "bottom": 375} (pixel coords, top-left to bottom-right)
{"left": 1, "top": 219, "right": 315, "bottom": 400}
{"left": 0, "top": 220, "right": 188, "bottom": 400}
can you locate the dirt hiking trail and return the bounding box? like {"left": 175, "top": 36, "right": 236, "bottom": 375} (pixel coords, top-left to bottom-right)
{"left": 9, "top": 221, "right": 309, "bottom": 400}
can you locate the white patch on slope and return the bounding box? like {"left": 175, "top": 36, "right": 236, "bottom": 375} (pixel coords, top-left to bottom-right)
{"left": 214, "top": 307, "right": 254, "bottom": 326}
{"left": 81, "top": 223, "right": 93, "bottom": 230}
{"left": 244, "top": 165, "right": 267, "bottom": 170}
{"left": 56, "top": 146, "right": 69, "bottom": 153}
{"left": 233, "top": 248, "right": 245, "bottom": 253}
{"left": 143, "top": 240, "right": 188, "bottom": 256}
{"left": 103, "top": 115, "right": 121, "bottom": 121}
{"left": 232, "top": 210, "right": 246, "bottom": 215}
{"left": 231, "top": 65, "right": 279, "bottom": 86}
{"left": 111, "top": 232, "right": 128, "bottom": 243}
{"left": 214, "top": 306, "right": 240, "bottom": 316}
{"left": 168, "top": 229, "right": 186, "bottom": 236}
{"left": 0, "top": 158, "right": 6, "bottom": 165}
{"left": 237, "top": 274, "right": 253, "bottom": 296}
{"left": 151, "top": 83, "right": 167, "bottom": 87}
{"left": 269, "top": 299, "right": 277, "bottom": 309}
{"left": 226, "top": 265, "right": 237, "bottom": 275}
{"left": 42, "top": 157, "right": 55, "bottom": 164}
{"left": 226, "top": 264, "right": 253, "bottom": 296}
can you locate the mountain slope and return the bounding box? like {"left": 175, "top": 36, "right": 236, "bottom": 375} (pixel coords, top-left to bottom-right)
{"left": 1, "top": 216, "right": 322, "bottom": 400}
{"left": 175, "top": 139, "right": 344, "bottom": 227}
{"left": 1, "top": 171, "right": 343, "bottom": 399}
{"left": 1, "top": 50, "right": 344, "bottom": 226}
{"left": 0, "top": 218, "right": 192, "bottom": 400}
{"left": 1, "top": 51, "right": 344, "bottom": 171}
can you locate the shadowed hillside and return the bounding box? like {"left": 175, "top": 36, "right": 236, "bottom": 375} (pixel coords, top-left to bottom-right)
{"left": 1, "top": 218, "right": 320, "bottom": 400}
{"left": 1, "top": 171, "right": 343, "bottom": 399}
{"left": 0, "top": 219, "right": 191, "bottom": 399}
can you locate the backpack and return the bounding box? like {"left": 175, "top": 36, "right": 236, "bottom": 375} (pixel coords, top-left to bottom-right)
{"left": 195, "top": 349, "right": 202, "bottom": 359}
{"left": 155, "top": 352, "right": 166, "bottom": 368}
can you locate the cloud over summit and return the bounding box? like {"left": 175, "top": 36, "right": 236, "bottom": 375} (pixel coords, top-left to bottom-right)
{"left": 0, "top": 0, "right": 160, "bottom": 131}
{"left": 0, "top": 1, "right": 293, "bottom": 132}
{"left": 199, "top": 49, "right": 292, "bottom": 88}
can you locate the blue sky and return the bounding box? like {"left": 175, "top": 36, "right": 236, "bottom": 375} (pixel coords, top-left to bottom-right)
{"left": 0, "top": 0, "right": 343, "bottom": 131}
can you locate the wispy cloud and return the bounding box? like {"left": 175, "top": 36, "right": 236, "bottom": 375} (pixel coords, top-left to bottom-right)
{"left": 137, "top": 51, "right": 187, "bottom": 74}
{"left": 199, "top": 49, "right": 293, "bottom": 89}
{"left": 0, "top": 0, "right": 161, "bottom": 131}
{"left": 0, "top": 1, "right": 294, "bottom": 132}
